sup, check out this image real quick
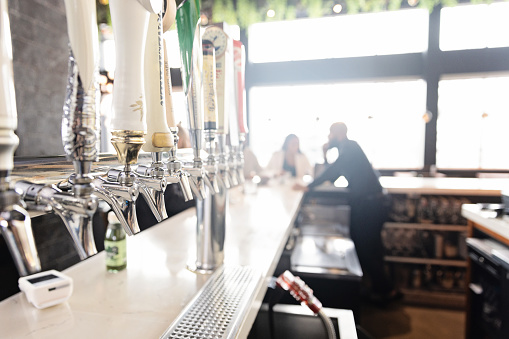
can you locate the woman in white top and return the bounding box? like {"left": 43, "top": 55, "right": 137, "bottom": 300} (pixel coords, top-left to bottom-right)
{"left": 265, "top": 134, "right": 313, "bottom": 180}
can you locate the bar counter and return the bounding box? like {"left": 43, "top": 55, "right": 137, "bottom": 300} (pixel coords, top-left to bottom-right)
{"left": 462, "top": 203, "right": 509, "bottom": 245}
{"left": 0, "top": 184, "right": 303, "bottom": 339}
{"left": 316, "top": 176, "right": 509, "bottom": 196}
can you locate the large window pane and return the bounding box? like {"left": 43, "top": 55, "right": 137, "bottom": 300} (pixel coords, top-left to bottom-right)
{"left": 249, "top": 80, "right": 426, "bottom": 170}
{"left": 440, "top": 3, "right": 509, "bottom": 51}
{"left": 437, "top": 76, "right": 509, "bottom": 169}
{"left": 248, "top": 9, "right": 428, "bottom": 63}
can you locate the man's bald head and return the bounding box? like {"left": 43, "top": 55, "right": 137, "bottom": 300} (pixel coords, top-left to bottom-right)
{"left": 329, "top": 122, "right": 348, "bottom": 142}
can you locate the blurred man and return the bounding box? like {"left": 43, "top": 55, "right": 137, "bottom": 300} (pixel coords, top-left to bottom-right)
{"left": 294, "top": 122, "right": 398, "bottom": 304}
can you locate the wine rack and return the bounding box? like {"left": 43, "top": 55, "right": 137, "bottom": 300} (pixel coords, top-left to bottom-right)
{"left": 382, "top": 194, "right": 474, "bottom": 308}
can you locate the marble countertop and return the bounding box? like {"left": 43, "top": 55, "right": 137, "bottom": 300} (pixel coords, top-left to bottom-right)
{"left": 316, "top": 176, "right": 509, "bottom": 196}
{"left": 462, "top": 204, "right": 509, "bottom": 246}
{"left": 0, "top": 184, "right": 303, "bottom": 339}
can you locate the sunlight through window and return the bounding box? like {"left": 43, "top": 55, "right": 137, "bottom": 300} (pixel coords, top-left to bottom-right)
{"left": 250, "top": 80, "right": 426, "bottom": 170}
{"left": 248, "top": 9, "right": 428, "bottom": 63}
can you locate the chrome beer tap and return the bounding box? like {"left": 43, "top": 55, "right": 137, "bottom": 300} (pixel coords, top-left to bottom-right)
{"left": 175, "top": 0, "right": 213, "bottom": 201}
{"left": 135, "top": 3, "right": 175, "bottom": 221}
{"left": 202, "top": 24, "right": 236, "bottom": 189}
{"left": 165, "top": 128, "right": 193, "bottom": 201}
{"left": 0, "top": 0, "right": 40, "bottom": 276}
{"left": 97, "top": 0, "right": 163, "bottom": 233}
{"left": 15, "top": 180, "right": 98, "bottom": 260}
{"left": 14, "top": 0, "right": 103, "bottom": 261}
{"left": 92, "top": 171, "right": 140, "bottom": 236}
{"left": 233, "top": 40, "right": 248, "bottom": 186}
{"left": 185, "top": 24, "right": 236, "bottom": 273}
{"left": 201, "top": 40, "right": 223, "bottom": 194}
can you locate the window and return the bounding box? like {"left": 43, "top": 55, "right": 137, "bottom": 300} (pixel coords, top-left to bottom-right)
{"left": 249, "top": 80, "right": 426, "bottom": 170}
{"left": 436, "top": 75, "right": 509, "bottom": 169}
{"left": 440, "top": 3, "right": 509, "bottom": 51}
{"left": 248, "top": 9, "right": 429, "bottom": 63}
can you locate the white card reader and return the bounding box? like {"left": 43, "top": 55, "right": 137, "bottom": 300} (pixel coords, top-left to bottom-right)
{"left": 18, "top": 270, "right": 73, "bottom": 309}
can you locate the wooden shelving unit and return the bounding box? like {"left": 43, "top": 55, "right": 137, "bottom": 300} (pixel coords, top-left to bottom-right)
{"left": 382, "top": 191, "right": 494, "bottom": 309}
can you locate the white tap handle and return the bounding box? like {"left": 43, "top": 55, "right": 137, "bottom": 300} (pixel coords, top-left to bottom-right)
{"left": 142, "top": 11, "right": 173, "bottom": 152}
{"left": 233, "top": 40, "right": 248, "bottom": 135}
{"left": 0, "top": 0, "right": 19, "bottom": 172}
{"left": 163, "top": 38, "right": 177, "bottom": 128}
{"left": 63, "top": 0, "right": 99, "bottom": 91}
{"left": 163, "top": 0, "right": 176, "bottom": 32}
{"left": 162, "top": 0, "right": 177, "bottom": 128}
{"left": 202, "top": 24, "right": 232, "bottom": 135}
{"left": 137, "top": 0, "right": 164, "bottom": 13}
{"left": 109, "top": 0, "right": 150, "bottom": 132}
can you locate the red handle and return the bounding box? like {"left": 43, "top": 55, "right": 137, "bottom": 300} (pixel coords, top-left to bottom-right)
{"left": 276, "top": 270, "right": 322, "bottom": 314}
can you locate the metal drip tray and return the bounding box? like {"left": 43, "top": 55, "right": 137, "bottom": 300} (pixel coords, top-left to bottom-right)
{"left": 291, "top": 235, "right": 362, "bottom": 278}
{"left": 160, "top": 265, "right": 262, "bottom": 339}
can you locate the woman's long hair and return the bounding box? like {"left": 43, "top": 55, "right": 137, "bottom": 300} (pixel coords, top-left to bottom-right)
{"left": 282, "top": 134, "right": 301, "bottom": 153}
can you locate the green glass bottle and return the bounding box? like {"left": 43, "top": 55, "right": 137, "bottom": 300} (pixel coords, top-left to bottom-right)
{"left": 104, "top": 212, "right": 127, "bottom": 272}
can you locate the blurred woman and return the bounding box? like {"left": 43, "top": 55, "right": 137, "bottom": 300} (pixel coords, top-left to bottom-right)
{"left": 265, "top": 134, "right": 312, "bottom": 180}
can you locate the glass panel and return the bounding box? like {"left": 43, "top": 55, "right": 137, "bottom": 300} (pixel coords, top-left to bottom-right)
{"left": 440, "top": 3, "right": 509, "bottom": 51}
{"left": 437, "top": 76, "right": 509, "bottom": 169}
{"left": 249, "top": 80, "right": 426, "bottom": 170}
{"left": 248, "top": 9, "right": 428, "bottom": 63}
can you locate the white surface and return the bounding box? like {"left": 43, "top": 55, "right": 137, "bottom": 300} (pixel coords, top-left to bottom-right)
{"left": 316, "top": 176, "right": 509, "bottom": 196}
{"left": 64, "top": 0, "right": 99, "bottom": 91}
{"left": 142, "top": 11, "right": 172, "bottom": 152}
{"left": 0, "top": 185, "right": 302, "bottom": 339}
{"left": 380, "top": 176, "right": 509, "bottom": 195}
{"left": 109, "top": 0, "right": 149, "bottom": 132}
{"left": 462, "top": 203, "right": 509, "bottom": 241}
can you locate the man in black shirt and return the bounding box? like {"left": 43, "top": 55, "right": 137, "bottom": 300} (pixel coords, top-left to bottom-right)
{"left": 294, "top": 122, "right": 397, "bottom": 303}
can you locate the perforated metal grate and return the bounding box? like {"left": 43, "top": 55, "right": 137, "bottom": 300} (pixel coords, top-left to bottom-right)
{"left": 160, "top": 265, "right": 262, "bottom": 339}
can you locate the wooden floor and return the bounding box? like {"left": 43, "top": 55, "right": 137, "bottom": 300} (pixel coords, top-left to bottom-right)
{"left": 358, "top": 301, "right": 466, "bottom": 339}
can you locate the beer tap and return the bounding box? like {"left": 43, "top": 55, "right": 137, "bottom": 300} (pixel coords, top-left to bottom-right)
{"left": 15, "top": 0, "right": 102, "bottom": 260}
{"left": 0, "top": 0, "right": 40, "bottom": 276}
{"left": 94, "top": 0, "right": 161, "bottom": 234}
{"left": 160, "top": 0, "right": 193, "bottom": 202}
{"left": 226, "top": 37, "right": 241, "bottom": 187}
{"left": 134, "top": 3, "right": 174, "bottom": 221}
{"left": 187, "top": 24, "right": 237, "bottom": 273}
{"left": 201, "top": 40, "right": 223, "bottom": 194}
{"left": 233, "top": 40, "right": 248, "bottom": 185}
{"left": 175, "top": 0, "right": 212, "bottom": 201}
{"left": 227, "top": 98, "right": 241, "bottom": 187}
{"left": 202, "top": 24, "right": 234, "bottom": 189}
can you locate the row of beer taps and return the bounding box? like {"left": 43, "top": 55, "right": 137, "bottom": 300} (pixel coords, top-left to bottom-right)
{"left": 0, "top": 0, "right": 248, "bottom": 278}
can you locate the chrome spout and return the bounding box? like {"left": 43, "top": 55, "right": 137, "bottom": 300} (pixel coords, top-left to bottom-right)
{"left": 216, "top": 134, "right": 233, "bottom": 189}
{"left": 0, "top": 187, "right": 41, "bottom": 276}
{"left": 203, "top": 131, "right": 223, "bottom": 194}
{"left": 134, "top": 173, "right": 167, "bottom": 222}
{"left": 186, "top": 168, "right": 207, "bottom": 201}
{"left": 93, "top": 172, "right": 140, "bottom": 236}
{"left": 228, "top": 147, "right": 240, "bottom": 187}
{"left": 183, "top": 129, "right": 214, "bottom": 200}
{"left": 166, "top": 128, "right": 193, "bottom": 201}
{"left": 15, "top": 181, "right": 98, "bottom": 260}
{"left": 135, "top": 152, "right": 168, "bottom": 220}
